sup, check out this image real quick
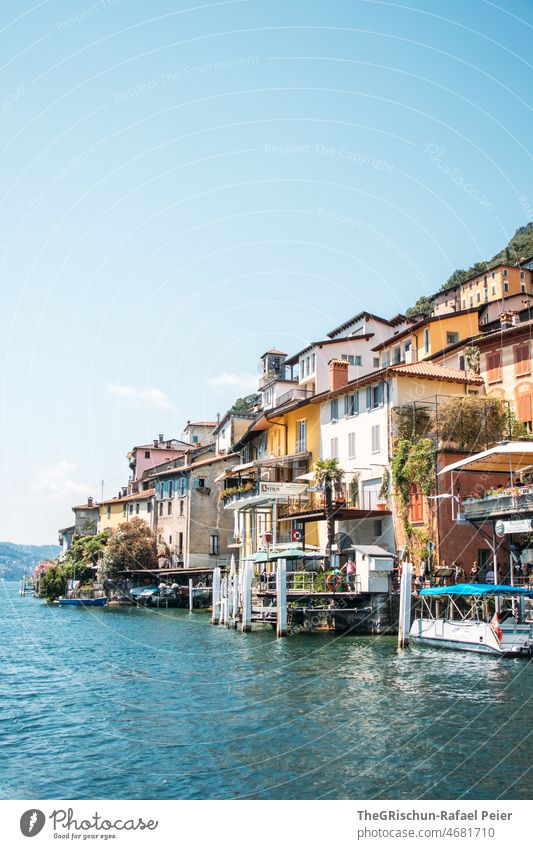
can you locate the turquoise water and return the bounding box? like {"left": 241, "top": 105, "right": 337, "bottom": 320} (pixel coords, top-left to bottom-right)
{"left": 1, "top": 583, "right": 531, "bottom": 800}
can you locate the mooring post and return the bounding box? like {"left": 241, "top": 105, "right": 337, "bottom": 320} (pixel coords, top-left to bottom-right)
{"left": 226, "top": 575, "right": 233, "bottom": 623}
{"left": 188, "top": 578, "right": 193, "bottom": 612}
{"left": 232, "top": 570, "right": 240, "bottom": 629}
{"left": 211, "top": 566, "right": 221, "bottom": 625}
{"left": 222, "top": 576, "right": 228, "bottom": 626}
{"left": 276, "top": 558, "right": 287, "bottom": 637}
{"left": 397, "top": 562, "right": 413, "bottom": 649}
{"left": 241, "top": 563, "right": 252, "bottom": 633}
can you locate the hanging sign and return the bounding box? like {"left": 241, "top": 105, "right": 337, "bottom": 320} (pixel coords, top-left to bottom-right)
{"left": 259, "top": 482, "right": 307, "bottom": 497}
{"left": 495, "top": 518, "right": 533, "bottom": 536}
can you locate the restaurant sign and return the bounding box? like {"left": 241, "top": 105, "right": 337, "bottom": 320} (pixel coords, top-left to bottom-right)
{"left": 495, "top": 518, "right": 533, "bottom": 536}
{"left": 259, "top": 482, "right": 307, "bottom": 498}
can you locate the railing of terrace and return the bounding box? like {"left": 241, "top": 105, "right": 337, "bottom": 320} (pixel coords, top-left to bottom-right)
{"left": 462, "top": 488, "right": 533, "bottom": 519}
{"left": 257, "top": 571, "right": 362, "bottom": 594}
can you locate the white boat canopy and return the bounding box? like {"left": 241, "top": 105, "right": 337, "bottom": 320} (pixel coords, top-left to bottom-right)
{"left": 438, "top": 441, "right": 533, "bottom": 476}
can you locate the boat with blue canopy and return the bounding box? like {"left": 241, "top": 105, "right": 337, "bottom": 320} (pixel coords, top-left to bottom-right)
{"left": 410, "top": 583, "right": 533, "bottom": 657}
{"left": 420, "top": 583, "right": 533, "bottom": 597}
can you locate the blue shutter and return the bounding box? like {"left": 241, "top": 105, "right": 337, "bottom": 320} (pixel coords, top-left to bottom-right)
{"left": 366, "top": 387, "right": 372, "bottom": 409}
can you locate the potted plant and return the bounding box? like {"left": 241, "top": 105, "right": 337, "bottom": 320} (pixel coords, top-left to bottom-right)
{"left": 376, "top": 468, "right": 390, "bottom": 511}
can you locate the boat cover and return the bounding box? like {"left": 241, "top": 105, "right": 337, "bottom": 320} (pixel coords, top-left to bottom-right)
{"left": 420, "top": 583, "right": 533, "bottom": 597}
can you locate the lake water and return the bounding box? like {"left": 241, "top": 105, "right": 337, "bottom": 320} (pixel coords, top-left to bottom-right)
{"left": 1, "top": 583, "right": 531, "bottom": 800}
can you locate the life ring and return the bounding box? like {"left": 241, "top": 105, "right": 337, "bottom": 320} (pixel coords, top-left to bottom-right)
{"left": 326, "top": 573, "right": 342, "bottom": 592}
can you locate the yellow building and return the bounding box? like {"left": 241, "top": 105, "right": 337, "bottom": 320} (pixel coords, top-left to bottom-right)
{"left": 98, "top": 489, "right": 155, "bottom": 533}
{"left": 431, "top": 264, "right": 532, "bottom": 316}
{"left": 222, "top": 397, "right": 322, "bottom": 557}
{"left": 374, "top": 309, "right": 480, "bottom": 366}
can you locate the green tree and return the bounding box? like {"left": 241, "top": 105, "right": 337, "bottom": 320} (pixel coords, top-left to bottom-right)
{"left": 100, "top": 518, "right": 157, "bottom": 579}
{"left": 405, "top": 296, "right": 433, "bottom": 319}
{"left": 313, "top": 458, "right": 345, "bottom": 566}
{"left": 231, "top": 394, "right": 259, "bottom": 413}
{"left": 440, "top": 268, "right": 467, "bottom": 292}
{"left": 40, "top": 566, "right": 66, "bottom": 601}
{"left": 69, "top": 531, "right": 109, "bottom": 568}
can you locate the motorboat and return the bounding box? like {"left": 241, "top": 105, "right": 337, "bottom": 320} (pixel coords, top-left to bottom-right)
{"left": 58, "top": 596, "right": 108, "bottom": 607}
{"left": 409, "top": 583, "right": 533, "bottom": 657}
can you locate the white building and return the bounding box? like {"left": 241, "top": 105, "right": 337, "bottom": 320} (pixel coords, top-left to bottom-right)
{"left": 312, "top": 358, "right": 485, "bottom": 554}
{"left": 285, "top": 311, "right": 410, "bottom": 395}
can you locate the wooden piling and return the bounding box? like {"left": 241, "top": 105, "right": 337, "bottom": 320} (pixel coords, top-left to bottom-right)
{"left": 232, "top": 571, "right": 240, "bottom": 629}
{"left": 276, "top": 558, "right": 287, "bottom": 637}
{"left": 222, "top": 576, "right": 228, "bottom": 626}
{"left": 241, "top": 563, "right": 252, "bottom": 633}
{"left": 397, "top": 562, "right": 413, "bottom": 648}
{"left": 211, "top": 566, "right": 221, "bottom": 625}
{"left": 188, "top": 578, "right": 193, "bottom": 612}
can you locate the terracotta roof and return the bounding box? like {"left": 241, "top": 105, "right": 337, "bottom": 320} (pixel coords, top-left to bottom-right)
{"left": 260, "top": 348, "right": 287, "bottom": 357}
{"left": 469, "top": 317, "right": 533, "bottom": 348}
{"left": 312, "top": 361, "right": 483, "bottom": 403}
{"left": 387, "top": 362, "right": 484, "bottom": 383}
{"left": 99, "top": 488, "right": 155, "bottom": 507}
{"left": 72, "top": 502, "right": 99, "bottom": 511}
{"left": 145, "top": 453, "right": 239, "bottom": 479}
{"left": 184, "top": 421, "right": 217, "bottom": 427}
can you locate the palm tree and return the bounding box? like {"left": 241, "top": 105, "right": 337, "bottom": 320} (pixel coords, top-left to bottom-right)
{"left": 313, "top": 458, "right": 345, "bottom": 566}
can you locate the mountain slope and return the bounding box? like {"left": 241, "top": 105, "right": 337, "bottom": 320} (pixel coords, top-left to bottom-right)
{"left": 0, "top": 541, "right": 59, "bottom": 579}
{"left": 438, "top": 222, "right": 533, "bottom": 293}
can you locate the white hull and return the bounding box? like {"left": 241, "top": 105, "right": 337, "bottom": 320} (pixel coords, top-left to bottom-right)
{"left": 409, "top": 617, "right": 533, "bottom": 657}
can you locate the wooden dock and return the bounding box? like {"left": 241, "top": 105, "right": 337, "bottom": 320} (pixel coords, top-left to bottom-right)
{"left": 212, "top": 563, "right": 399, "bottom": 637}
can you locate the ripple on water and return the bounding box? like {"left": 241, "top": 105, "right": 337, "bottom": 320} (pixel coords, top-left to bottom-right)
{"left": 0, "top": 587, "right": 531, "bottom": 800}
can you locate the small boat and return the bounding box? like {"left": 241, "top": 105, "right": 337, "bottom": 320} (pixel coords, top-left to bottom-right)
{"left": 58, "top": 596, "right": 108, "bottom": 607}
{"left": 409, "top": 583, "right": 533, "bottom": 657}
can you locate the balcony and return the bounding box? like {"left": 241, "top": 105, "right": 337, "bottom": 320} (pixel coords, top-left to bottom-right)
{"left": 278, "top": 489, "right": 390, "bottom": 519}
{"left": 275, "top": 387, "right": 314, "bottom": 407}
{"left": 462, "top": 487, "right": 533, "bottom": 521}
{"left": 222, "top": 484, "right": 258, "bottom": 506}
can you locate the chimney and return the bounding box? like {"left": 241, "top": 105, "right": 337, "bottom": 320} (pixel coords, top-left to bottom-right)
{"left": 153, "top": 439, "right": 158, "bottom": 448}
{"left": 329, "top": 358, "right": 349, "bottom": 391}
{"left": 87, "top": 497, "right": 93, "bottom": 508}
{"left": 159, "top": 433, "right": 164, "bottom": 444}
{"left": 500, "top": 310, "right": 516, "bottom": 329}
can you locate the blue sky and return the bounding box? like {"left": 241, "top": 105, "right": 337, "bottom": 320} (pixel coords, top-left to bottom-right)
{"left": 1, "top": 0, "right": 532, "bottom": 543}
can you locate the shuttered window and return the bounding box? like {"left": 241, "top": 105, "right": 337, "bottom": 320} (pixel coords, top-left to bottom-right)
{"left": 348, "top": 432, "right": 356, "bottom": 459}
{"left": 517, "top": 394, "right": 532, "bottom": 427}
{"left": 486, "top": 350, "right": 502, "bottom": 383}
{"left": 514, "top": 342, "right": 530, "bottom": 377}
{"left": 409, "top": 483, "right": 424, "bottom": 523}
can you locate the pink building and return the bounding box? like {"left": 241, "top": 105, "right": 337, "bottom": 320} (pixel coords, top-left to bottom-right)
{"left": 128, "top": 434, "right": 191, "bottom": 487}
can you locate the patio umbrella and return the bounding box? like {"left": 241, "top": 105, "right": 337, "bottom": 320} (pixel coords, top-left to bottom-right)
{"left": 269, "top": 548, "right": 308, "bottom": 561}
{"left": 248, "top": 550, "right": 270, "bottom": 564}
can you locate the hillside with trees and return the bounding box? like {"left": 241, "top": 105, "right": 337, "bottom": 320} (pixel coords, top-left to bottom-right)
{"left": 0, "top": 541, "right": 60, "bottom": 580}
{"left": 405, "top": 222, "right": 533, "bottom": 317}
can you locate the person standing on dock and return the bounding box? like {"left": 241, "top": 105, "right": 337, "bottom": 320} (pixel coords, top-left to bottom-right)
{"left": 341, "top": 557, "right": 357, "bottom": 591}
